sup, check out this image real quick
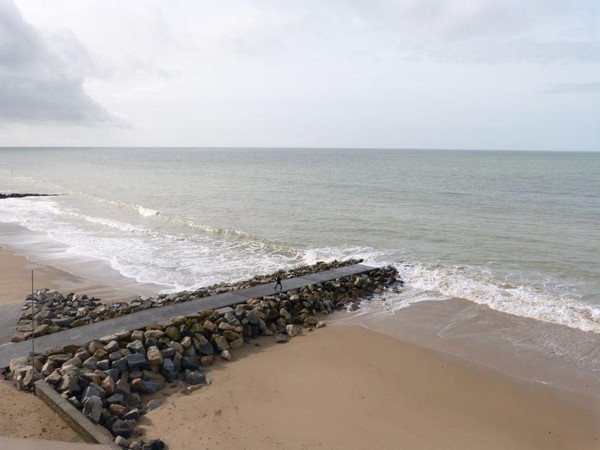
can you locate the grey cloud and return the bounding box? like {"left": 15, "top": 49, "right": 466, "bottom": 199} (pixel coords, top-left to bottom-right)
{"left": 543, "top": 82, "right": 600, "bottom": 94}
{"left": 0, "top": 0, "right": 112, "bottom": 124}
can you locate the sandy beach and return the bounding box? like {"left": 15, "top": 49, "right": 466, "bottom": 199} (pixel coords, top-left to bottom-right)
{"left": 1, "top": 243, "right": 599, "bottom": 448}
{"left": 140, "top": 325, "right": 600, "bottom": 449}
{"left": 0, "top": 243, "right": 154, "bottom": 442}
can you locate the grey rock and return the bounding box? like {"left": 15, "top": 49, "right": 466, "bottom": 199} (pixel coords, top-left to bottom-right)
{"left": 126, "top": 353, "right": 147, "bottom": 371}
{"left": 82, "top": 395, "right": 102, "bottom": 424}
{"left": 145, "top": 399, "right": 162, "bottom": 412}
{"left": 184, "top": 370, "right": 206, "bottom": 385}
{"left": 275, "top": 334, "right": 289, "bottom": 344}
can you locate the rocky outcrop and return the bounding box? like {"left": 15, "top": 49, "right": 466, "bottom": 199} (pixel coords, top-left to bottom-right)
{"left": 0, "top": 193, "right": 61, "bottom": 199}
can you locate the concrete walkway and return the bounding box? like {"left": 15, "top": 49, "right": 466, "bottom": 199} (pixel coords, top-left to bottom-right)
{"left": 0, "top": 436, "right": 112, "bottom": 450}
{"left": 0, "top": 302, "right": 23, "bottom": 344}
{"left": 0, "top": 264, "right": 374, "bottom": 368}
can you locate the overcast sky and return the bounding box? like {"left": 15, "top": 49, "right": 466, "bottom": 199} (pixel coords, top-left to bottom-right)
{"left": 1, "top": 0, "right": 599, "bottom": 150}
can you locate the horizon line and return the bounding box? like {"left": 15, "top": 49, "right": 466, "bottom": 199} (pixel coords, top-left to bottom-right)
{"left": 0, "top": 146, "right": 598, "bottom": 153}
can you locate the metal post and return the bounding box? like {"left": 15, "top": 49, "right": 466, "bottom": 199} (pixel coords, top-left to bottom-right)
{"left": 31, "top": 270, "right": 35, "bottom": 362}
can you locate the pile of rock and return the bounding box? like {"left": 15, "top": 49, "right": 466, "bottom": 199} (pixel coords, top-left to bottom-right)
{"left": 8, "top": 266, "right": 398, "bottom": 449}
{"left": 12, "top": 259, "right": 364, "bottom": 342}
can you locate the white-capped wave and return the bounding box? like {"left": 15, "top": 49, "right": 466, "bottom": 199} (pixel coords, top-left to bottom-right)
{"left": 138, "top": 205, "right": 160, "bottom": 217}
{"left": 398, "top": 262, "right": 600, "bottom": 334}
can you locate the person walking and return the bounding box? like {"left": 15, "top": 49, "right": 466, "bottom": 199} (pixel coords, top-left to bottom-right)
{"left": 275, "top": 274, "right": 283, "bottom": 291}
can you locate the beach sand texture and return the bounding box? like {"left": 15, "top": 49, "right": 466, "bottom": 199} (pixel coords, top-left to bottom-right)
{"left": 140, "top": 326, "right": 600, "bottom": 450}
{"left": 1, "top": 244, "right": 599, "bottom": 448}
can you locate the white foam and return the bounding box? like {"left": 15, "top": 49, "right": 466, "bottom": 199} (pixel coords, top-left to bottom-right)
{"left": 397, "top": 262, "right": 600, "bottom": 334}
{"left": 138, "top": 205, "right": 160, "bottom": 217}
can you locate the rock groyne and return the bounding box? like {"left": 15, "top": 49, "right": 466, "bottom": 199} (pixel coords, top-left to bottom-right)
{"left": 7, "top": 264, "right": 399, "bottom": 449}
{"left": 13, "top": 259, "right": 365, "bottom": 342}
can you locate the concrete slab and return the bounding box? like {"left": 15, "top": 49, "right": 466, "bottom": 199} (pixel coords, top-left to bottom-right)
{"left": 0, "top": 302, "right": 23, "bottom": 344}
{"left": 0, "top": 264, "right": 375, "bottom": 368}
{"left": 299, "top": 264, "right": 374, "bottom": 283}
{"left": 34, "top": 381, "right": 119, "bottom": 449}
{"left": 0, "top": 436, "right": 112, "bottom": 450}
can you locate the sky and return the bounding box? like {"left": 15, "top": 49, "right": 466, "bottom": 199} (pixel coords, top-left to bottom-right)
{"left": 0, "top": 0, "right": 599, "bottom": 150}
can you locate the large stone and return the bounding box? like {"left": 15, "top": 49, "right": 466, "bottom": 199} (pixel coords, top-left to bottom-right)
{"left": 203, "top": 320, "right": 217, "bottom": 332}
{"left": 112, "top": 357, "right": 128, "bottom": 373}
{"left": 127, "top": 340, "right": 146, "bottom": 355}
{"left": 109, "top": 403, "right": 127, "bottom": 417}
{"left": 144, "top": 330, "right": 165, "bottom": 340}
{"left": 304, "top": 316, "right": 319, "bottom": 326}
{"left": 22, "top": 368, "right": 41, "bottom": 389}
{"left": 180, "top": 357, "right": 199, "bottom": 370}
{"left": 57, "top": 373, "right": 82, "bottom": 395}
{"left": 222, "top": 330, "right": 241, "bottom": 342}
{"left": 45, "top": 370, "right": 62, "bottom": 385}
{"left": 101, "top": 376, "right": 116, "bottom": 396}
{"left": 131, "top": 378, "right": 157, "bottom": 394}
{"left": 247, "top": 310, "right": 259, "bottom": 325}
{"left": 112, "top": 419, "right": 133, "bottom": 438}
{"left": 122, "top": 408, "right": 140, "bottom": 421}
{"left": 81, "top": 385, "right": 102, "bottom": 402}
{"left": 286, "top": 324, "right": 303, "bottom": 337}
{"left": 184, "top": 370, "right": 206, "bottom": 385}
{"left": 165, "top": 326, "right": 181, "bottom": 341}
{"left": 198, "top": 341, "right": 214, "bottom": 356}
{"left": 104, "top": 341, "right": 119, "bottom": 354}
{"left": 180, "top": 336, "right": 192, "bottom": 348}
{"left": 214, "top": 335, "right": 230, "bottom": 351}
{"left": 126, "top": 353, "right": 147, "bottom": 371}
{"left": 33, "top": 324, "right": 51, "bottom": 337}
{"left": 82, "top": 357, "right": 98, "bottom": 370}
{"left": 106, "top": 393, "right": 125, "bottom": 405}
{"left": 82, "top": 396, "right": 102, "bottom": 424}
{"left": 275, "top": 334, "right": 289, "bottom": 344}
{"left": 146, "top": 346, "right": 163, "bottom": 366}
{"left": 145, "top": 399, "right": 162, "bottom": 413}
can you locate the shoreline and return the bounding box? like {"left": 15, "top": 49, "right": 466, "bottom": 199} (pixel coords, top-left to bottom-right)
{"left": 334, "top": 297, "right": 600, "bottom": 405}
{"left": 0, "top": 222, "right": 165, "bottom": 304}
{"left": 0, "top": 243, "right": 599, "bottom": 447}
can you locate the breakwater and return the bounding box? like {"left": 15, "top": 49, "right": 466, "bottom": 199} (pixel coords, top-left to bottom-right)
{"left": 6, "top": 262, "right": 399, "bottom": 448}
{"left": 13, "top": 259, "right": 365, "bottom": 342}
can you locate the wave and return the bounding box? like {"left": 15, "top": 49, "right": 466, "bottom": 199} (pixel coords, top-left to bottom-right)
{"left": 3, "top": 193, "right": 599, "bottom": 335}
{"left": 138, "top": 205, "right": 160, "bottom": 217}
{"left": 395, "top": 262, "right": 600, "bottom": 334}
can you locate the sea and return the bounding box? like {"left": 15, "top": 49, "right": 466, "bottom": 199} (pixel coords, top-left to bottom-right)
{"left": 0, "top": 148, "right": 599, "bottom": 339}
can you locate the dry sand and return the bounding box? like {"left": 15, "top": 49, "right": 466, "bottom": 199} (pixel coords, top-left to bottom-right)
{"left": 0, "top": 380, "right": 83, "bottom": 443}
{"left": 140, "top": 326, "right": 600, "bottom": 450}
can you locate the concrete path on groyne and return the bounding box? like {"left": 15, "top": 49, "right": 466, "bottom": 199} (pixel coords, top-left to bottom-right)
{"left": 0, "top": 264, "right": 375, "bottom": 368}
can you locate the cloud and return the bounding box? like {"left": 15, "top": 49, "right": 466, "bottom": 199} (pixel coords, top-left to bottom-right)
{"left": 337, "top": 0, "right": 600, "bottom": 64}
{"left": 543, "top": 81, "right": 600, "bottom": 94}
{"left": 0, "top": 0, "right": 111, "bottom": 123}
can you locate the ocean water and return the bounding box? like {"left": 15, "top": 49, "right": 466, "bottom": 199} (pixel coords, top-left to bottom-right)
{"left": 0, "top": 148, "right": 599, "bottom": 333}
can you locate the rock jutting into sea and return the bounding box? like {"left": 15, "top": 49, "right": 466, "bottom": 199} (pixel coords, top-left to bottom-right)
{"left": 0, "top": 192, "right": 62, "bottom": 199}
{"left": 12, "top": 259, "right": 383, "bottom": 342}
{"left": 7, "top": 264, "right": 399, "bottom": 449}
